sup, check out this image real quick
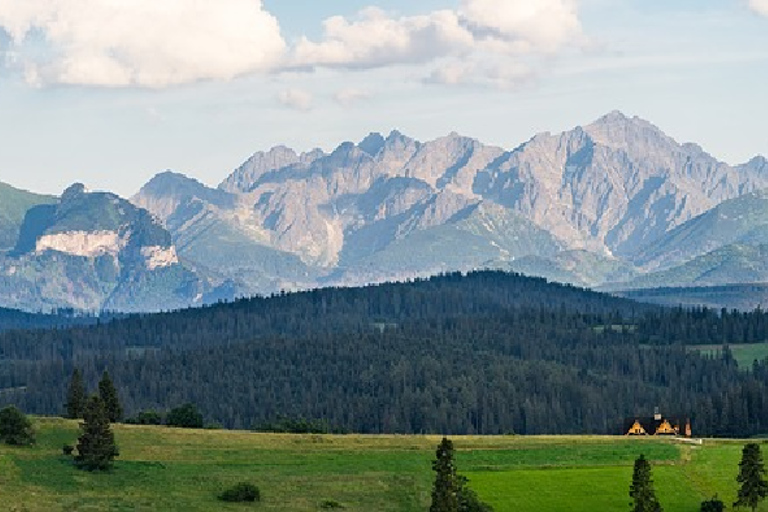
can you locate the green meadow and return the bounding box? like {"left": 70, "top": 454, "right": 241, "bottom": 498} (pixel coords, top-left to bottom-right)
{"left": 0, "top": 417, "right": 766, "bottom": 511}
{"left": 688, "top": 342, "right": 768, "bottom": 369}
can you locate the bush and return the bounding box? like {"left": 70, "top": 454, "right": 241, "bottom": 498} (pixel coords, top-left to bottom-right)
{"left": 0, "top": 405, "right": 35, "bottom": 446}
{"left": 219, "top": 482, "right": 261, "bottom": 503}
{"left": 62, "top": 444, "right": 74, "bottom": 456}
{"left": 166, "top": 403, "right": 203, "bottom": 429}
{"left": 701, "top": 495, "right": 725, "bottom": 512}
{"left": 125, "top": 410, "right": 163, "bottom": 425}
{"left": 320, "top": 499, "right": 345, "bottom": 509}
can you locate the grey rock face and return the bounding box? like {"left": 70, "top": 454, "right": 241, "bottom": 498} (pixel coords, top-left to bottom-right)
{"left": 128, "top": 112, "right": 768, "bottom": 299}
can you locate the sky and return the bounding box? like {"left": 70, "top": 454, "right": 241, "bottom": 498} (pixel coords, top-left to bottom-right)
{"left": 0, "top": 0, "right": 767, "bottom": 198}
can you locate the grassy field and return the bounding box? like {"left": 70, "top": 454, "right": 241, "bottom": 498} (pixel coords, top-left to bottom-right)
{"left": 0, "top": 418, "right": 766, "bottom": 511}
{"left": 688, "top": 342, "right": 768, "bottom": 369}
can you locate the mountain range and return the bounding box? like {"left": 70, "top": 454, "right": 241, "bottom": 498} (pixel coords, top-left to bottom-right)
{"left": 1, "top": 111, "right": 767, "bottom": 312}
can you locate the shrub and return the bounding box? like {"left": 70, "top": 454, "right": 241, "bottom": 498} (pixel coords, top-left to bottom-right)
{"left": 166, "top": 403, "right": 203, "bottom": 429}
{"left": 0, "top": 405, "right": 35, "bottom": 446}
{"left": 701, "top": 495, "right": 724, "bottom": 512}
{"left": 219, "top": 482, "right": 261, "bottom": 503}
{"left": 125, "top": 410, "right": 163, "bottom": 425}
{"left": 320, "top": 499, "right": 345, "bottom": 509}
{"left": 62, "top": 444, "right": 75, "bottom": 456}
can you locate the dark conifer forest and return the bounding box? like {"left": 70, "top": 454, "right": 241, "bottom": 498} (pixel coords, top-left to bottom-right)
{"left": 2, "top": 271, "right": 768, "bottom": 437}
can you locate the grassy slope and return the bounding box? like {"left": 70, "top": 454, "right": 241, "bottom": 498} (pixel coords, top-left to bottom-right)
{"left": 688, "top": 343, "right": 768, "bottom": 369}
{"left": 0, "top": 418, "right": 764, "bottom": 511}
{"left": 0, "top": 182, "right": 56, "bottom": 250}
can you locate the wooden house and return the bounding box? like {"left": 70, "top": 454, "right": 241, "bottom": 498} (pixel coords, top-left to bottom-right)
{"left": 623, "top": 411, "right": 691, "bottom": 437}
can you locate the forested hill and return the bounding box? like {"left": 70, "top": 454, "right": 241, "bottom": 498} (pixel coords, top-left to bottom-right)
{"left": 0, "top": 271, "right": 650, "bottom": 358}
{"left": 0, "top": 306, "right": 101, "bottom": 333}
{"left": 3, "top": 271, "right": 768, "bottom": 437}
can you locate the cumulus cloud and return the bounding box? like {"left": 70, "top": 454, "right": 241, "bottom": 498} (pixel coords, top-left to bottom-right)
{"left": 293, "top": 7, "right": 474, "bottom": 69}
{"left": 278, "top": 88, "right": 313, "bottom": 111}
{"left": 293, "top": 0, "right": 584, "bottom": 72}
{"left": 0, "top": 0, "right": 286, "bottom": 87}
{"left": 461, "top": 0, "right": 583, "bottom": 53}
{"left": 750, "top": 0, "right": 768, "bottom": 16}
{"left": 333, "top": 88, "right": 372, "bottom": 106}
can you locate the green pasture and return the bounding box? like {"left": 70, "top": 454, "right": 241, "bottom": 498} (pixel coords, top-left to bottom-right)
{"left": 688, "top": 342, "right": 768, "bottom": 369}
{"left": 0, "top": 418, "right": 765, "bottom": 511}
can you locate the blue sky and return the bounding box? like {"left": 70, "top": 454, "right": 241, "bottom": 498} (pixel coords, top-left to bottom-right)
{"left": 0, "top": 0, "right": 766, "bottom": 198}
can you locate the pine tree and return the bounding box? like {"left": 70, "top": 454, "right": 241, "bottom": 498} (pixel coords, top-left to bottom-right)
{"left": 431, "top": 437, "right": 459, "bottom": 512}
{"left": 629, "top": 454, "right": 663, "bottom": 512}
{"left": 98, "top": 370, "right": 122, "bottom": 423}
{"left": 65, "top": 368, "right": 86, "bottom": 419}
{"left": 735, "top": 443, "right": 768, "bottom": 511}
{"left": 75, "top": 395, "right": 118, "bottom": 471}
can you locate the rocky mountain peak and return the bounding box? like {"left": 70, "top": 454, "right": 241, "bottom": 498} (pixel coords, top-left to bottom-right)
{"left": 219, "top": 145, "right": 303, "bottom": 194}
{"left": 583, "top": 111, "right": 673, "bottom": 152}
{"left": 61, "top": 183, "right": 87, "bottom": 203}
{"left": 358, "top": 132, "right": 386, "bottom": 157}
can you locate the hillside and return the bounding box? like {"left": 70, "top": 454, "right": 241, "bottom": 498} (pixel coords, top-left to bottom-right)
{"left": 3, "top": 271, "right": 768, "bottom": 437}
{"left": 0, "top": 183, "right": 230, "bottom": 312}
{"left": 0, "top": 181, "right": 56, "bottom": 251}
{"left": 0, "top": 306, "right": 103, "bottom": 332}
{"left": 0, "top": 419, "right": 759, "bottom": 512}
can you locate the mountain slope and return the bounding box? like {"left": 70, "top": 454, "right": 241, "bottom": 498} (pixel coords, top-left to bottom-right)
{"left": 609, "top": 243, "right": 768, "bottom": 291}
{"left": 633, "top": 190, "right": 768, "bottom": 271}
{"left": 0, "top": 181, "right": 56, "bottom": 251}
{"left": 126, "top": 113, "right": 768, "bottom": 302}
{"left": 0, "top": 183, "right": 224, "bottom": 312}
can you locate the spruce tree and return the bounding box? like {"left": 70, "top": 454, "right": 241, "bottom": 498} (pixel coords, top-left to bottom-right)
{"left": 98, "top": 370, "right": 122, "bottom": 423}
{"left": 735, "top": 443, "right": 768, "bottom": 511}
{"left": 65, "top": 368, "right": 86, "bottom": 419}
{"left": 75, "top": 395, "right": 118, "bottom": 471}
{"left": 431, "top": 437, "right": 459, "bottom": 512}
{"left": 629, "top": 454, "right": 663, "bottom": 512}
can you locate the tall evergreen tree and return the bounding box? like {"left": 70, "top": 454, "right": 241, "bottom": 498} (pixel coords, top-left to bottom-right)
{"left": 65, "top": 368, "right": 86, "bottom": 419}
{"left": 98, "top": 371, "right": 122, "bottom": 423}
{"left": 431, "top": 437, "right": 459, "bottom": 512}
{"left": 75, "top": 395, "right": 118, "bottom": 471}
{"left": 735, "top": 443, "right": 768, "bottom": 511}
{"left": 629, "top": 454, "right": 663, "bottom": 512}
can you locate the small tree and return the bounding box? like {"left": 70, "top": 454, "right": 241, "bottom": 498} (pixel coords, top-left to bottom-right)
{"left": 166, "top": 403, "right": 204, "bottom": 428}
{"left": 429, "top": 437, "right": 494, "bottom": 512}
{"left": 735, "top": 443, "right": 768, "bottom": 511}
{"left": 98, "top": 371, "right": 123, "bottom": 423}
{"left": 65, "top": 368, "right": 86, "bottom": 419}
{"left": 75, "top": 395, "right": 118, "bottom": 471}
{"left": 629, "top": 454, "right": 663, "bottom": 512}
{"left": 431, "top": 437, "right": 459, "bottom": 512}
{"left": 0, "top": 405, "right": 35, "bottom": 446}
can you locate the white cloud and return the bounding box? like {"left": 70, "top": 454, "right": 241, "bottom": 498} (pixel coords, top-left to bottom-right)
{"left": 425, "top": 60, "right": 535, "bottom": 88}
{"left": 293, "top": 1, "right": 584, "bottom": 72}
{"left": 278, "top": 88, "right": 313, "bottom": 111}
{"left": 290, "top": 1, "right": 584, "bottom": 89}
{"left": 333, "top": 88, "right": 372, "bottom": 106}
{"left": 461, "top": 0, "right": 583, "bottom": 53}
{"left": 0, "top": 0, "right": 286, "bottom": 87}
{"left": 293, "top": 7, "right": 474, "bottom": 69}
{"left": 750, "top": 0, "right": 768, "bottom": 16}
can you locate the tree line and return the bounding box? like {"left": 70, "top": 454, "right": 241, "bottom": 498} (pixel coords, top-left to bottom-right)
{"left": 3, "top": 271, "right": 768, "bottom": 436}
